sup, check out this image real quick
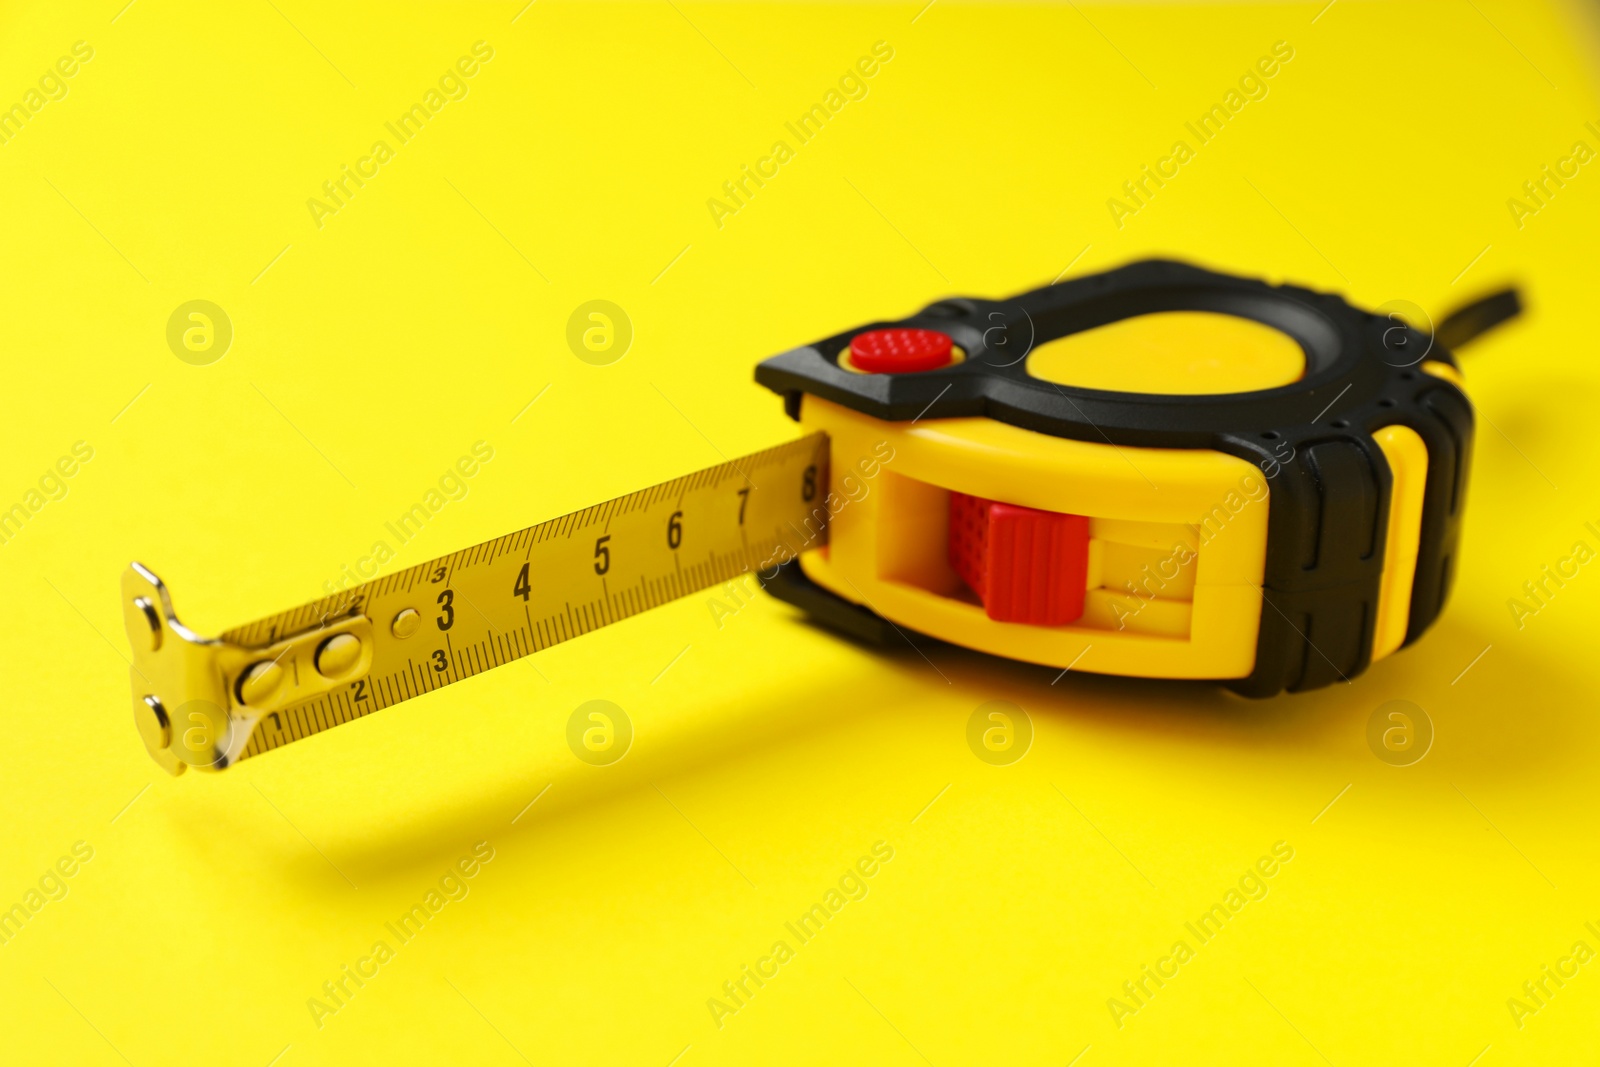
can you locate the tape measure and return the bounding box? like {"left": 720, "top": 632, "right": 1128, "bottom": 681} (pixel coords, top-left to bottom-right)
{"left": 121, "top": 260, "right": 1519, "bottom": 775}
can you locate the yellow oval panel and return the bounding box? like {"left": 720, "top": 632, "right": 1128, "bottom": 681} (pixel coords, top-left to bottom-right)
{"left": 1025, "top": 310, "right": 1305, "bottom": 395}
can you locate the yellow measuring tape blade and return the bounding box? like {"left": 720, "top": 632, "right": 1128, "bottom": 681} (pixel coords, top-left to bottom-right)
{"left": 218, "top": 432, "right": 830, "bottom": 762}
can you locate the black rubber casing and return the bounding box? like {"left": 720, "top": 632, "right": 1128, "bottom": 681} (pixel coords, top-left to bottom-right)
{"left": 754, "top": 260, "right": 1474, "bottom": 697}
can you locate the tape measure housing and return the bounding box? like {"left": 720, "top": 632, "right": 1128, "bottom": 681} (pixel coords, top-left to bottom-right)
{"left": 755, "top": 260, "right": 1475, "bottom": 696}
{"left": 119, "top": 260, "right": 1498, "bottom": 776}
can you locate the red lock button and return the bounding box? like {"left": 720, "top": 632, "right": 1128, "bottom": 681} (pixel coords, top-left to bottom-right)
{"left": 847, "top": 328, "right": 954, "bottom": 373}
{"left": 949, "top": 492, "right": 1090, "bottom": 626}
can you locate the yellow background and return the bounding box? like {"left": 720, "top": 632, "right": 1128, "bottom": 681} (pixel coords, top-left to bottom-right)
{"left": 2, "top": 1, "right": 1598, "bottom": 1063}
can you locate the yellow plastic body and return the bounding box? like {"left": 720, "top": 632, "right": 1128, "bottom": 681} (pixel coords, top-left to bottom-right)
{"left": 1370, "top": 424, "right": 1430, "bottom": 661}
{"left": 801, "top": 353, "right": 1454, "bottom": 679}
{"left": 798, "top": 397, "right": 1272, "bottom": 680}
{"left": 1025, "top": 310, "right": 1307, "bottom": 395}
{"left": 1421, "top": 358, "right": 1466, "bottom": 389}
